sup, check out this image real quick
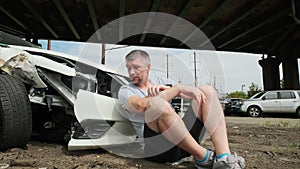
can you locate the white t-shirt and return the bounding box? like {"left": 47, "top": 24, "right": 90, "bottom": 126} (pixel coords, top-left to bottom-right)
{"left": 118, "top": 77, "right": 176, "bottom": 141}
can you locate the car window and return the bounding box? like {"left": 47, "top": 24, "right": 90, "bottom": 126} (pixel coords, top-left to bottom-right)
{"left": 225, "top": 98, "right": 231, "bottom": 102}
{"left": 279, "top": 92, "right": 295, "bottom": 99}
{"left": 264, "top": 92, "right": 278, "bottom": 100}
{"left": 297, "top": 92, "right": 300, "bottom": 98}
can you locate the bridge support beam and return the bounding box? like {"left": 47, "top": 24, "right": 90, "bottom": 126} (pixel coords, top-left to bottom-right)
{"left": 259, "top": 57, "right": 281, "bottom": 90}
{"left": 282, "top": 55, "right": 300, "bottom": 89}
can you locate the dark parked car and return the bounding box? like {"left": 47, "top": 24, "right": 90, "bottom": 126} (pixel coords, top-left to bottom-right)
{"left": 221, "top": 98, "right": 244, "bottom": 115}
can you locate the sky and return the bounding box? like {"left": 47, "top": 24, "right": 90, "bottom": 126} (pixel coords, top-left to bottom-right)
{"left": 39, "top": 40, "right": 265, "bottom": 96}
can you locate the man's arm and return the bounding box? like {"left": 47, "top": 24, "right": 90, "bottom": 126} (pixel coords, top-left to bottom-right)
{"left": 125, "top": 85, "right": 206, "bottom": 113}
{"left": 160, "top": 85, "right": 207, "bottom": 104}
{"left": 126, "top": 95, "right": 150, "bottom": 113}
{"left": 125, "top": 85, "right": 180, "bottom": 113}
{"left": 157, "top": 85, "right": 181, "bottom": 101}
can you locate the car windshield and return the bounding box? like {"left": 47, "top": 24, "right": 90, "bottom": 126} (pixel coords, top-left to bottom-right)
{"left": 113, "top": 74, "right": 130, "bottom": 85}
{"left": 250, "top": 92, "right": 266, "bottom": 99}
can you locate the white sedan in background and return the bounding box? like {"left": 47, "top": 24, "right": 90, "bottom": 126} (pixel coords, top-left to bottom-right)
{"left": 240, "top": 90, "right": 300, "bottom": 117}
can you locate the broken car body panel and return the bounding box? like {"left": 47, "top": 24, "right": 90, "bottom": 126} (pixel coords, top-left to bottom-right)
{"left": 0, "top": 43, "right": 136, "bottom": 151}
{"left": 0, "top": 46, "right": 47, "bottom": 88}
{"left": 69, "top": 90, "right": 136, "bottom": 150}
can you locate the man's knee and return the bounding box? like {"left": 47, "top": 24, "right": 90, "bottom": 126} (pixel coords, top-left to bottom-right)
{"left": 145, "top": 97, "right": 166, "bottom": 121}
{"left": 145, "top": 97, "right": 175, "bottom": 125}
{"left": 198, "top": 85, "right": 217, "bottom": 98}
{"left": 146, "top": 104, "right": 177, "bottom": 132}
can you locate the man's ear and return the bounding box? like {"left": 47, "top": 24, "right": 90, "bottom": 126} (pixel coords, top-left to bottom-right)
{"left": 147, "top": 64, "right": 151, "bottom": 71}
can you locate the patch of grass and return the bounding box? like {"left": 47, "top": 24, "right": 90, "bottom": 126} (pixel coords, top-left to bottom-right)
{"left": 279, "top": 121, "right": 290, "bottom": 127}
{"left": 261, "top": 120, "right": 296, "bottom": 128}
{"left": 286, "top": 143, "right": 300, "bottom": 153}
{"left": 262, "top": 120, "right": 272, "bottom": 127}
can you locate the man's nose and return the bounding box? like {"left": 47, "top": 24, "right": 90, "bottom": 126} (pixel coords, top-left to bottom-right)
{"left": 128, "top": 69, "right": 136, "bottom": 75}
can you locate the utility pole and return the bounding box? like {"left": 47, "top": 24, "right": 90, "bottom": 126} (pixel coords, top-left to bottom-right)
{"left": 213, "top": 76, "right": 216, "bottom": 89}
{"left": 166, "top": 54, "right": 169, "bottom": 79}
{"left": 194, "top": 51, "right": 197, "bottom": 87}
{"left": 101, "top": 43, "right": 105, "bottom": 64}
{"left": 47, "top": 39, "right": 51, "bottom": 50}
{"left": 241, "top": 84, "right": 246, "bottom": 93}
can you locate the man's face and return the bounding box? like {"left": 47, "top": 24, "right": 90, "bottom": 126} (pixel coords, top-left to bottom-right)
{"left": 125, "top": 56, "right": 150, "bottom": 85}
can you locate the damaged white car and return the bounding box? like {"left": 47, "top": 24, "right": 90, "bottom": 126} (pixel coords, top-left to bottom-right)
{"left": 0, "top": 31, "right": 138, "bottom": 151}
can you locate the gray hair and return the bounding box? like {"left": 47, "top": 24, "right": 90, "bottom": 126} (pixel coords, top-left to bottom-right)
{"left": 125, "top": 50, "right": 151, "bottom": 65}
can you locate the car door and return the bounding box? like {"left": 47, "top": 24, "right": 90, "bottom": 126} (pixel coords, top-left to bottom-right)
{"left": 261, "top": 91, "right": 281, "bottom": 112}
{"left": 279, "top": 91, "right": 297, "bottom": 112}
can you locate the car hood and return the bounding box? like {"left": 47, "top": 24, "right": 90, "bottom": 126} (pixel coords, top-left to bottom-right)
{"left": 0, "top": 45, "right": 128, "bottom": 88}
{"left": 8, "top": 45, "right": 127, "bottom": 77}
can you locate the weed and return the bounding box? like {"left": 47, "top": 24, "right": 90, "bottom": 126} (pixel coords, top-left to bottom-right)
{"left": 279, "top": 121, "right": 290, "bottom": 127}
{"left": 286, "top": 143, "right": 300, "bottom": 153}
{"left": 263, "top": 120, "right": 272, "bottom": 127}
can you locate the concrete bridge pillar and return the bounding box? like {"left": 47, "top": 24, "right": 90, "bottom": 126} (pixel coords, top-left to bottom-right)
{"left": 259, "top": 57, "right": 281, "bottom": 90}
{"left": 282, "top": 55, "right": 300, "bottom": 89}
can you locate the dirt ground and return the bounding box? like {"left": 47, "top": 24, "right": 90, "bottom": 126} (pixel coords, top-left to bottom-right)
{"left": 0, "top": 116, "right": 299, "bottom": 169}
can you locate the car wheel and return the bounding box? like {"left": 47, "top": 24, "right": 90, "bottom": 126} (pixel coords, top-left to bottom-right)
{"left": 296, "top": 107, "right": 300, "bottom": 118}
{"left": 224, "top": 110, "right": 231, "bottom": 116}
{"left": 0, "top": 74, "right": 32, "bottom": 149}
{"left": 247, "top": 106, "right": 261, "bottom": 117}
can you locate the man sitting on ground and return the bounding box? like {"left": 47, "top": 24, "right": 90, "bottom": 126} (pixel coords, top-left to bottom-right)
{"left": 118, "top": 49, "right": 245, "bottom": 169}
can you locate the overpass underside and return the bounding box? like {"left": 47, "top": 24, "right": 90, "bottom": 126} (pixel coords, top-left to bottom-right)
{"left": 0, "top": 0, "right": 299, "bottom": 90}
{"left": 259, "top": 54, "right": 299, "bottom": 90}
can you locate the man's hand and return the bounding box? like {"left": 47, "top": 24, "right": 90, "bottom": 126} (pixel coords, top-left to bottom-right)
{"left": 148, "top": 85, "right": 170, "bottom": 96}
{"left": 179, "top": 85, "right": 207, "bottom": 104}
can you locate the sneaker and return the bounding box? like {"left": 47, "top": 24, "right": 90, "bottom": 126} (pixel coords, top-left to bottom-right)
{"left": 212, "top": 153, "right": 245, "bottom": 169}
{"left": 194, "top": 151, "right": 215, "bottom": 169}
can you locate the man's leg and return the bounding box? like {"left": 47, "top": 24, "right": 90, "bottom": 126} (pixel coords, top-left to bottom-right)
{"left": 194, "top": 85, "right": 245, "bottom": 169}
{"left": 144, "top": 104, "right": 205, "bottom": 163}
{"left": 145, "top": 96, "right": 206, "bottom": 160}
{"left": 145, "top": 85, "right": 230, "bottom": 158}
{"left": 196, "top": 85, "right": 230, "bottom": 155}
{"left": 145, "top": 85, "right": 244, "bottom": 168}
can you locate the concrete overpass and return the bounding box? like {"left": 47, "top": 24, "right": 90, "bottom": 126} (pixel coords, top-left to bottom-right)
{"left": 0, "top": 0, "right": 299, "bottom": 90}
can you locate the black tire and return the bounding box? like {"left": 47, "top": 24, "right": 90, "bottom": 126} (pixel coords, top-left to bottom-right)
{"left": 247, "top": 106, "right": 261, "bottom": 117}
{"left": 296, "top": 107, "right": 300, "bottom": 118}
{"left": 224, "top": 110, "right": 231, "bottom": 116}
{"left": 0, "top": 74, "right": 32, "bottom": 149}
